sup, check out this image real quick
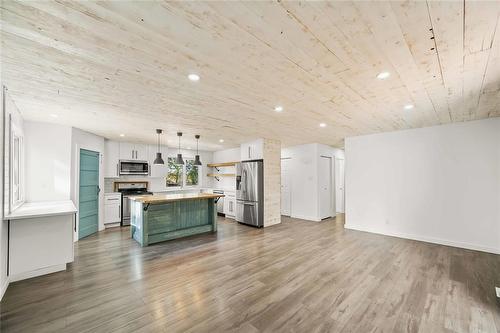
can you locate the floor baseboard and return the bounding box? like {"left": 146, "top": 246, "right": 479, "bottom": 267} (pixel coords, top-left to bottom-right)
{"left": 345, "top": 224, "right": 500, "bottom": 255}
{"left": 9, "top": 264, "right": 66, "bottom": 283}
{"left": 0, "top": 277, "right": 9, "bottom": 301}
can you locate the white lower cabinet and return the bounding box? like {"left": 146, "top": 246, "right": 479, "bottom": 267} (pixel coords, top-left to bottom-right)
{"left": 224, "top": 192, "right": 236, "bottom": 218}
{"left": 104, "top": 193, "right": 121, "bottom": 225}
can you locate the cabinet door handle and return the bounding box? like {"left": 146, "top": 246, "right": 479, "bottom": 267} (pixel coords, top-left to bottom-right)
{"left": 248, "top": 146, "right": 251, "bottom": 159}
{"left": 118, "top": 205, "right": 121, "bottom": 218}
{"left": 116, "top": 163, "right": 119, "bottom": 176}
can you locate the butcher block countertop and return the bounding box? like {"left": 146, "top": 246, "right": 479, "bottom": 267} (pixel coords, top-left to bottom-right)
{"left": 129, "top": 193, "right": 225, "bottom": 204}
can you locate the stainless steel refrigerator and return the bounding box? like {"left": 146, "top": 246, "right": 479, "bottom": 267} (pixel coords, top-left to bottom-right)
{"left": 236, "top": 160, "right": 264, "bottom": 227}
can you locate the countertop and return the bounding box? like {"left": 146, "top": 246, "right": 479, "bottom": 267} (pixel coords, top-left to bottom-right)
{"left": 4, "top": 200, "right": 77, "bottom": 221}
{"left": 129, "top": 193, "right": 225, "bottom": 204}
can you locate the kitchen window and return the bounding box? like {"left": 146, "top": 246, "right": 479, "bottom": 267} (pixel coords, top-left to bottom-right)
{"left": 167, "top": 157, "right": 183, "bottom": 187}
{"left": 10, "top": 122, "right": 24, "bottom": 210}
{"left": 166, "top": 157, "right": 200, "bottom": 187}
{"left": 185, "top": 159, "right": 199, "bottom": 186}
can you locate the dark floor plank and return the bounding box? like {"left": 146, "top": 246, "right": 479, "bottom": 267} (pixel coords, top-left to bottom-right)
{"left": 1, "top": 215, "right": 499, "bottom": 332}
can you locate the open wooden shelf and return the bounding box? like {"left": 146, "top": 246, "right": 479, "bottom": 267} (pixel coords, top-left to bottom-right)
{"left": 207, "top": 173, "right": 236, "bottom": 177}
{"left": 206, "top": 162, "right": 238, "bottom": 168}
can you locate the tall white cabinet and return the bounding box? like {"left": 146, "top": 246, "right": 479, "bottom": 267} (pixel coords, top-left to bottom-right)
{"left": 240, "top": 139, "right": 263, "bottom": 161}
{"left": 104, "top": 140, "right": 120, "bottom": 177}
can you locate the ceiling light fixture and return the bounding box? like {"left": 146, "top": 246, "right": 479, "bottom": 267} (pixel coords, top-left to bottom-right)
{"left": 153, "top": 129, "right": 165, "bottom": 165}
{"left": 176, "top": 132, "right": 184, "bottom": 165}
{"left": 376, "top": 71, "right": 391, "bottom": 80}
{"left": 274, "top": 106, "right": 283, "bottom": 112}
{"left": 219, "top": 139, "right": 224, "bottom": 143}
{"left": 50, "top": 114, "right": 58, "bottom": 118}
{"left": 188, "top": 73, "right": 200, "bottom": 82}
{"left": 119, "top": 134, "right": 125, "bottom": 137}
{"left": 319, "top": 123, "right": 327, "bottom": 128}
{"left": 194, "top": 135, "right": 202, "bottom": 166}
{"left": 404, "top": 104, "right": 414, "bottom": 110}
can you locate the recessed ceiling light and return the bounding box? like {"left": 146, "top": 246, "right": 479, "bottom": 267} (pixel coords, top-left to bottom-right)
{"left": 50, "top": 114, "right": 58, "bottom": 118}
{"left": 404, "top": 104, "right": 414, "bottom": 110}
{"left": 119, "top": 134, "right": 125, "bottom": 137}
{"left": 319, "top": 123, "right": 327, "bottom": 128}
{"left": 376, "top": 71, "right": 391, "bottom": 80}
{"left": 274, "top": 106, "right": 283, "bottom": 112}
{"left": 188, "top": 73, "right": 200, "bottom": 81}
{"left": 219, "top": 139, "right": 224, "bottom": 143}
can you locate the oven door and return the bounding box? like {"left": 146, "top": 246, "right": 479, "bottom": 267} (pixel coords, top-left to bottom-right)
{"left": 119, "top": 160, "right": 149, "bottom": 175}
{"left": 121, "top": 195, "right": 131, "bottom": 226}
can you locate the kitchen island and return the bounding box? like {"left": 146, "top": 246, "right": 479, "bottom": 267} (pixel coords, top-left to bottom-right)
{"left": 129, "top": 193, "right": 224, "bottom": 246}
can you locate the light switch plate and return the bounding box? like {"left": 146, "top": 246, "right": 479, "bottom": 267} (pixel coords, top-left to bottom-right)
{"left": 496, "top": 287, "right": 500, "bottom": 299}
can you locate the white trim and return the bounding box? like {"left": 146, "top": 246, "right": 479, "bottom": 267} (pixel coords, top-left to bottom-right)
{"left": 291, "top": 213, "right": 321, "bottom": 222}
{"left": 345, "top": 224, "right": 500, "bottom": 255}
{"left": 9, "top": 264, "right": 66, "bottom": 283}
{"left": 0, "top": 275, "right": 8, "bottom": 301}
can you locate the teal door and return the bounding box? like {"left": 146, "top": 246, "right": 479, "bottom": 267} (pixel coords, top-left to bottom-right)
{"left": 79, "top": 149, "right": 100, "bottom": 239}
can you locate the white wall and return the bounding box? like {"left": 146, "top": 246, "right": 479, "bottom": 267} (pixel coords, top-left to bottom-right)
{"left": 345, "top": 118, "right": 500, "bottom": 254}
{"left": 71, "top": 128, "right": 105, "bottom": 232}
{"left": 24, "top": 121, "right": 72, "bottom": 202}
{"left": 212, "top": 147, "right": 239, "bottom": 190}
{"left": 281, "top": 143, "right": 344, "bottom": 221}
{"left": 282, "top": 144, "right": 319, "bottom": 221}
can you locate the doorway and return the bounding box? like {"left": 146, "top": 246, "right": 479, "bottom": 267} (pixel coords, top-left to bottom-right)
{"left": 79, "top": 149, "right": 100, "bottom": 239}
{"left": 335, "top": 158, "right": 345, "bottom": 213}
{"left": 319, "top": 156, "right": 332, "bottom": 219}
{"left": 281, "top": 158, "right": 291, "bottom": 216}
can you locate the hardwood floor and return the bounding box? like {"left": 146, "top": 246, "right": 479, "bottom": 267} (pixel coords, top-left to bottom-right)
{"left": 1, "top": 215, "right": 499, "bottom": 332}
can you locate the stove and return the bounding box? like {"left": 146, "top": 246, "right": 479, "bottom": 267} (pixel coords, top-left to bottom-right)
{"left": 116, "top": 182, "right": 153, "bottom": 226}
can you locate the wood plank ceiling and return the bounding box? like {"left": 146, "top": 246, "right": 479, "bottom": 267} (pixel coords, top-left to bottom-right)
{"left": 1, "top": 1, "right": 500, "bottom": 150}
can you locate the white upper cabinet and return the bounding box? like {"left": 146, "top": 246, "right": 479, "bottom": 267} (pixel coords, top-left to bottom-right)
{"left": 104, "top": 140, "right": 120, "bottom": 178}
{"left": 134, "top": 144, "right": 149, "bottom": 161}
{"left": 240, "top": 139, "right": 263, "bottom": 161}
{"left": 119, "top": 142, "right": 149, "bottom": 161}
{"left": 119, "top": 142, "right": 135, "bottom": 160}
{"left": 148, "top": 144, "right": 168, "bottom": 178}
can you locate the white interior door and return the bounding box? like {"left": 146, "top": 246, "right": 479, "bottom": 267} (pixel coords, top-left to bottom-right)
{"left": 319, "top": 156, "right": 332, "bottom": 219}
{"left": 281, "top": 158, "right": 291, "bottom": 216}
{"left": 335, "top": 158, "right": 345, "bottom": 213}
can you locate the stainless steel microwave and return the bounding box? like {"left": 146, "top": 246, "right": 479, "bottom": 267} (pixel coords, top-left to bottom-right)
{"left": 119, "top": 160, "right": 149, "bottom": 175}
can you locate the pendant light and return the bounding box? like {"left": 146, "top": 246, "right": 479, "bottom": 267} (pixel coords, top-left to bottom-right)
{"left": 175, "top": 132, "right": 184, "bottom": 165}
{"left": 194, "top": 135, "right": 202, "bottom": 166}
{"left": 153, "top": 129, "right": 165, "bottom": 165}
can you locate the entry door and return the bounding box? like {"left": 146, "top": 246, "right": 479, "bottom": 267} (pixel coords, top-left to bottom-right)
{"left": 79, "top": 149, "right": 100, "bottom": 239}
{"left": 335, "top": 158, "right": 345, "bottom": 213}
{"left": 281, "top": 158, "right": 291, "bottom": 216}
{"left": 319, "top": 156, "right": 332, "bottom": 219}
